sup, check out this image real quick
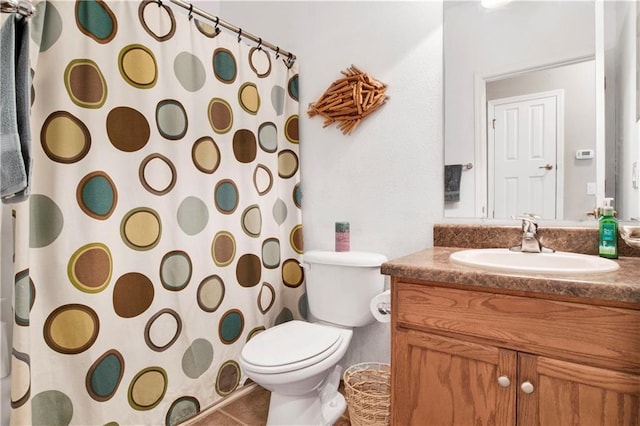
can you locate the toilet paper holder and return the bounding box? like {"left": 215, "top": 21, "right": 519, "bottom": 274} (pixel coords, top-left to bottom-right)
{"left": 376, "top": 302, "right": 391, "bottom": 315}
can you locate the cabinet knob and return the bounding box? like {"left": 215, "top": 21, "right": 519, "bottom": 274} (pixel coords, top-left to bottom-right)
{"left": 520, "top": 381, "right": 535, "bottom": 394}
{"left": 497, "top": 375, "right": 511, "bottom": 388}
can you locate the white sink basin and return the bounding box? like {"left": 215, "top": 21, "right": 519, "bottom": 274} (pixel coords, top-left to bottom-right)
{"left": 449, "top": 248, "right": 619, "bottom": 274}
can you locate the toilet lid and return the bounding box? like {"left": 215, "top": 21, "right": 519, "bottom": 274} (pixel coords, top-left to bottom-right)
{"left": 241, "top": 321, "right": 342, "bottom": 368}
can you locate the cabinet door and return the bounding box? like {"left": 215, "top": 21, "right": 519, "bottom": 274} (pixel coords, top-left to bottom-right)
{"left": 517, "top": 353, "right": 640, "bottom": 426}
{"left": 392, "top": 329, "right": 517, "bottom": 426}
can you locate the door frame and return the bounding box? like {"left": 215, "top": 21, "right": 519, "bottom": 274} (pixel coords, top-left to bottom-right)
{"left": 487, "top": 90, "right": 565, "bottom": 220}
{"left": 472, "top": 55, "right": 595, "bottom": 218}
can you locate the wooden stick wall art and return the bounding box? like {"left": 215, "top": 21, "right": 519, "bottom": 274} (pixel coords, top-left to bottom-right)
{"left": 307, "top": 65, "right": 388, "bottom": 135}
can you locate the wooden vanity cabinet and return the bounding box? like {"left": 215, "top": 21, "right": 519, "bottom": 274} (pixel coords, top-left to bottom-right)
{"left": 393, "top": 328, "right": 517, "bottom": 425}
{"left": 390, "top": 278, "right": 640, "bottom": 426}
{"left": 517, "top": 353, "right": 639, "bottom": 425}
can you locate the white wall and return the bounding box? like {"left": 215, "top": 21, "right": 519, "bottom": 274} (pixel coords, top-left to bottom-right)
{"left": 203, "top": 1, "right": 444, "bottom": 365}
{"left": 444, "top": 1, "right": 595, "bottom": 218}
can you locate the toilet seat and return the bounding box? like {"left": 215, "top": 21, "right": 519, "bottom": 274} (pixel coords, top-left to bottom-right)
{"left": 241, "top": 321, "right": 344, "bottom": 375}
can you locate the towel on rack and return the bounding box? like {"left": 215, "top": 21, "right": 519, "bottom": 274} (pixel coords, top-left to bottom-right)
{"left": 444, "top": 164, "right": 463, "bottom": 202}
{"left": 1, "top": 14, "right": 32, "bottom": 203}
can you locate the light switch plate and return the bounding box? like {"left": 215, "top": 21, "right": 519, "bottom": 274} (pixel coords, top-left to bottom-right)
{"left": 586, "top": 182, "right": 596, "bottom": 195}
{"left": 633, "top": 162, "right": 638, "bottom": 189}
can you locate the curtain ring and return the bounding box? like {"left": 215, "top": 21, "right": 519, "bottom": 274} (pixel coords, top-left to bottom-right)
{"left": 257, "top": 38, "right": 262, "bottom": 51}
{"left": 275, "top": 47, "right": 280, "bottom": 59}
{"left": 237, "top": 28, "right": 242, "bottom": 42}
{"left": 188, "top": 4, "right": 193, "bottom": 20}
{"left": 156, "top": 0, "right": 163, "bottom": 6}
{"left": 285, "top": 52, "right": 294, "bottom": 69}
{"left": 214, "top": 17, "right": 221, "bottom": 34}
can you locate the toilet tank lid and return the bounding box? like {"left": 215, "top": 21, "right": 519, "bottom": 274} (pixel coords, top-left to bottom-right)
{"left": 303, "top": 250, "right": 388, "bottom": 267}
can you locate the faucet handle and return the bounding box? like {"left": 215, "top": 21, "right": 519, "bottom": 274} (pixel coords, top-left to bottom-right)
{"left": 511, "top": 213, "right": 542, "bottom": 224}
{"left": 511, "top": 213, "right": 540, "bottom": 221}
{"left": 522, "top": 213, "right": 541, "bottom": 222}
{"left": 511, "top": 213, "right": 540, "bottom": 233}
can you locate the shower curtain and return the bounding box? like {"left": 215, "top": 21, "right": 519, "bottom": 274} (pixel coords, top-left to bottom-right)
{"left": 9, "top": 1, "right": 303, "bottom": 424}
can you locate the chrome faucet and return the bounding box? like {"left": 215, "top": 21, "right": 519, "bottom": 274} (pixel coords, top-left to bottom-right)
{"left": 510, "top": 214, "right": 555, "bottom": 253}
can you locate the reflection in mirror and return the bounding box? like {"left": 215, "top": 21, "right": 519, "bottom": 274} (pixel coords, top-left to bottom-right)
{"left": 485, "top": 60, "right": 596, "bottom": 220}
{"left": 486, "top": 60, "right": 596, "bottom": 220}
{"left": 605, "top": 1, "right": 639, "bottom": 222}
{"left": 443, "top": 1, "right": 639, "bottom": 222}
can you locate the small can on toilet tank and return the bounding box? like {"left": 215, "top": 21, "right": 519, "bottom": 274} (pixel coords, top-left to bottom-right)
{"left": 335, "top": 222, "right": 350, "bottom": 252}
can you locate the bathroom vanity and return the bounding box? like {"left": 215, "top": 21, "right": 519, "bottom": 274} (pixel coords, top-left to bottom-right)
{"left": 382, "top": 226, "right": 640, "bottom": 425}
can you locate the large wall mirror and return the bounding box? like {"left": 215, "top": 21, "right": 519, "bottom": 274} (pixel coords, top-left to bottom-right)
{"left": 444, "top": 0, "right": 639, "bottom": 222}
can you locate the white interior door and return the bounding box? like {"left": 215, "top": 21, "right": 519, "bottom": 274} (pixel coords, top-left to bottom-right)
{"left": 488, "top": 91, "right": 562, "bottom": 219}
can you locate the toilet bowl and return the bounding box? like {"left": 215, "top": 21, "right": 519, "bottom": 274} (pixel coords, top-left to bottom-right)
{"left": 239, "top": 320, "right": 352, "bottom": 425}
{"left": 239, "top": 250, "right": 387, "bottom": 426}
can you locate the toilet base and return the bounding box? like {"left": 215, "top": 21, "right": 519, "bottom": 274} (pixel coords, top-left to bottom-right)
{"left": 266, "top": 389, "right": 346, "bottom": 426}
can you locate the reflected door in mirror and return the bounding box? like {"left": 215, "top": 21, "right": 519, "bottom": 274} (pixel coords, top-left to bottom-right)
{"left": 489, "top": 91, "right": 560, "bottom": 219}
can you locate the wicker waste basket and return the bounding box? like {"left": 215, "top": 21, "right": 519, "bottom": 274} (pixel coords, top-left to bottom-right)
{"left": 342, "top": 362, "right": 391, "bottom": 426}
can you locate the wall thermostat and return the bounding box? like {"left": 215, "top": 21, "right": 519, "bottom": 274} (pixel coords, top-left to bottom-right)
{"left": 575, "top": 149, "right": 594, "bottom": 160}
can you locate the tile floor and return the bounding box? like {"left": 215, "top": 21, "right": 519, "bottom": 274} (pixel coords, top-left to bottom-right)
{"left": 187, "top": 383, "right": 351, "bottom": 426}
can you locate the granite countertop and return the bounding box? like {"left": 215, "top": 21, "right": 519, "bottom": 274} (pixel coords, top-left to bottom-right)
{"left": 381, "top": 247, "right": 640, "bottom": 307}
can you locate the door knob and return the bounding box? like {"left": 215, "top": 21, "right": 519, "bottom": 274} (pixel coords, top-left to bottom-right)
{"left": 520, "top": 381, "right": 535, "bottom": 394}
{"left": 497, "top": 375, "right": 511, "bottom": 388}
{"left": 539, "top": 164, "right": 553, "bottom": 170}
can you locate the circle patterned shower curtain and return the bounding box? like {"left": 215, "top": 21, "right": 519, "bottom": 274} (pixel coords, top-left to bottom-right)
{"left": 9, "top": 1, "right": 303, "bottom": 424}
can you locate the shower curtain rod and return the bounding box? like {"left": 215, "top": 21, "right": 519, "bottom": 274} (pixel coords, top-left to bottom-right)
{"left": 169, "top": 0, "right": 296, "bottom": 66}
{"left": 0, "top": 0, "right": 35, "bottom": 16}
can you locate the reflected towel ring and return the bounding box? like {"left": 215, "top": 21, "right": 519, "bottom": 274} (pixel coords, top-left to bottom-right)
{"left": 237, "top": 28, "right": 242, "bottom": 42}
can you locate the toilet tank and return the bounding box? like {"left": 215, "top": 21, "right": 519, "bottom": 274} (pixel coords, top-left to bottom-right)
{"left": 302, "top": 250, "right": 387, "bottom": 328}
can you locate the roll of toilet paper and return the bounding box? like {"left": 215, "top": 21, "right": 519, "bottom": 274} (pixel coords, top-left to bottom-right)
{"left": 370, "top": 290, "right": 391, "bottom": 323}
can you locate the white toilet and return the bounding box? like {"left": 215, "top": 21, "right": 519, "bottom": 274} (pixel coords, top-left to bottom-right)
{"left": 239, "top": 250, "right": 387, "bottom": 426}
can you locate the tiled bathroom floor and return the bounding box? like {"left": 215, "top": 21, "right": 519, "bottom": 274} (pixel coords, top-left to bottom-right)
{"left": 188, "top": 384, "right": 351, "bottom": 426}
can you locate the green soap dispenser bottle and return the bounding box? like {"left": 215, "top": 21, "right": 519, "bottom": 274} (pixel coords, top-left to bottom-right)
{"left": 598, "top": 198, "right": 618, "bottom": 259}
